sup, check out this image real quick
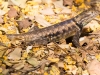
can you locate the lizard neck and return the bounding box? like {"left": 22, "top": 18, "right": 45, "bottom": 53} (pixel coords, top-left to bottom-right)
{"left": 73, "top": 8, "right": 99, "bottom": 30}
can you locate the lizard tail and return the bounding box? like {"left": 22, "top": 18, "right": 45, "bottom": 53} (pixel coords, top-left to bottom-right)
{"left": 6, "top": 34, "right": 24, "bottom": 40}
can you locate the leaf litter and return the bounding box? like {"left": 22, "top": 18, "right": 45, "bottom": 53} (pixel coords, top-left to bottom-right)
{"left": 0, "top": 0, "right": 100, "bottom": 75}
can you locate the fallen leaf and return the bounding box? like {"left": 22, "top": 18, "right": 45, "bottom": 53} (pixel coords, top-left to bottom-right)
{"left": 69, "top": 65, "right": 78, "bottom": 75}
{"left": 87, "top": 59, "right": 100, "bottom": 75}
{"left": 27, "top": 57, "right": 39, "bottom": 67}
{"left": 63, "top": 0, "right": 73, "bottom": 6}
{"left": 17, "top": 18, "right": 32, "bottom": 30}
{"left": 3, "top": 60, "right": 12, "bottom": 67}
{"left": 74, "top": 0, "right": 84, "bottom": 6}
{"left": 0, "top": 16, "right": 4, "bottom": 23}
{"left": 58, "top": 44, "right": 70, "bottom": 49}
{"left": 1, "top": 2, "right": 9, "bottom": 12}
{"left": 82, "top": 70, "right": 89, "bottom": 75}
{"left": 79, "top": 36, "right": 89, "bottom": 46}
{"left": 13, "top": 61, "right": 25, "bottom": 70}
{"left": 35, "top": 15, "right": 51, "bottom": 27}
{"left": 8, "top": 47, "right": 22, "bottom": 60}
{"left": 0, "top": 50, "right": 6, "bottom": 57}
{"left": 34, "top": 0, "right": 42, "bottom": 3}
{"left": 50, "top": 65, "right": 60, "bottom": 75}
{"left": 61, "top": 8, "right": 71, "bottom": 14}
{"left": 58, "top": 61, "right": 64, "bottom": 68}
{"left": 2, "top": 69, "right": 9, "bottom": 75}
{"left": 26, "top": 46, "right": 33, "bottom": 53}
{"left": 9, "top": 0, "right": 27, "bottom": 8}
{"left": 53, "top": 0, "right": 65, "bottom": 8}
{"left": 8, "top": 6, "right": 18, "bottom": 18}
{"left": 84, "top": 20, "right": 100, "bottom": 32}
{"left": 0, "top": 9, "right": 6, "bottom": 16}
{"left": 53, "top": 0, "right": 71, "bottom": 14}
{"left": 42, "top": 0, "right": 53, "bottom": 4}
{"left": 48, "top": 57, "right": 59, "bottom": 62}
{"left": 40, "top": 7, "right": 55, "bottom": 15}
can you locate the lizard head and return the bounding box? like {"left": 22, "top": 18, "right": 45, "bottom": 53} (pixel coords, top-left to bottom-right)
{"left": 90, "top": 0, "right": 100, "bottom": 12}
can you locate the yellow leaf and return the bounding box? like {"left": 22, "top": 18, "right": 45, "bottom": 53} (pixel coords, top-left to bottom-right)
{"left": 74, "top": 0, "right": 84, "bottom": 4}
{"left": 72, "top": 5, "right": 77, "bottom": 11}
{"left": 79, "top": 3, "right": 86, "bottom": 9}
{"left": 13, "top": 6, "right": 20, "bottom": 11}
{"left": 96, "top": 54, "right": 100, "bottom": 61}
{"left": 83, "top": 58, "right": 88, "bottom": 63}
{"left": 27, "top": 1, "right": 38, "bottom": 6}
{"left": 3, "top": 56, "right": 7, "bottom": 60}
{"left": 3, "top": 14, "right": 8, "bottom": 23}
{"left": 50, "top": 66, "right": 60, "bottom": 75}
{"left": 22, "top": 52, "right": 28, "bottom": 59}
{"left": 64, "top": 62, "right": 68, "bottom": 70}
{"left": 44, "top": 72, "right": 48, "bottom": 75}
{"left": 48, "top": 57, "right": 59, "bottom": 62}
{"left": 32, "top": 47, "right": 40, "bottom": 52}
{"left": 22, "top": 28, "right": 30, "bottom": 32}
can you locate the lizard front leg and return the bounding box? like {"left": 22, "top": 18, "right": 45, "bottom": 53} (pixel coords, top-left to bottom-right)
{"left": 72, "top": 29, "right": 81, "bottom": 47}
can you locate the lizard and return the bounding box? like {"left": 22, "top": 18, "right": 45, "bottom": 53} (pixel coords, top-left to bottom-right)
{"left": 5, "top": 0, "right": 100, "bottom": 48}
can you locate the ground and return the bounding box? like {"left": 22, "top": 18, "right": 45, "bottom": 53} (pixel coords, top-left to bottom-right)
{"left": 0, "top": 0, "right": 100, "bottom": 75}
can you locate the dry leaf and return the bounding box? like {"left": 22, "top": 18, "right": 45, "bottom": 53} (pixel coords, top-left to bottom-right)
{"left": 53, "top": 0, "right": 71, "bottom": 14}
{"left": 8, "top": 6, "right": 18, "bottom": 18}
{"left": 79, "top": 37, "right": 89, "bottom": 46}
{"left": 40, "top": 7, "right": 55, "bottom": 15}
{"left": 35, "top": 15, "right": 51, "bottom": 27}
{"left": 34, "top": 0, "right": 42, "bottom": 3}
{"left": 61, "top": 8, "right": 71, "bottom": 14}
{"left": 26, "top": 46, "right": 33, "bottom": 53}
{"left": 63, "top": 0, "right": 73, "bottom": 6}
{"left": 84, "top": 20, "right": 100, "bottom": 31}
{"left": 87, "top": 59, "right": 100, "bottom": 75}
{"left": 53, "top": 0, "right": 65, "bottom": 8}
{"left": 42, "top": 0, "right": 53, "bottom": 4}
{"left": 50, "top": 66, "right": 60, "bottom": 75}
{"left": 9, "top": 0, "right": 27, "bottom": 8}
{"left": 48, "top": 57, "right": 59, "bottom": 62}
{"left": 27, "top": 57, "right": 39, "bottom": 67}
{"left": 0, "top": 10, "right": 6, "bottom": 16}
{"left": 8, "top": 47, "right": 22, "bottom": 60}
{"left": 17, "top": 18, "right": 32, "bottom": 30}
{"left": 58, "top": 62, "right": 64, "bottom": 68}
{"left": 2, "top": 69, "right": 9, "bottom": 75}
{"left": 58, "top": 44, "right": 70, "bottom": 49}
{"left": 1, "top": 2, "right": 9, "bottom": 12}
{"left": 0, "top": 48, "right": 6, "bottom": 57}
{"left": 13, "top": 61, "right": 25, "bottom": 70}
{"left": 0, "top": 16, "right": 3, "bottom": 23}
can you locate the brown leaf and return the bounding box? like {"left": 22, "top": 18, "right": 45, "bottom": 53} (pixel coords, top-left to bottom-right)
{"left": 63, "top": 0, "right": 73, "bottom": 6}
{"left": 12, "top": 61, "right": 25, "bottom": 70}
{"left": 8, "top": 6, "right": 19, "bottom": 18}
{"left": 58, "top": 61, "right": 64, "bottom": 68}
{"left": 0, "top": 16, "right": 3, "bottom": 23}
{"left": 17, "top": 18, "right": 32, "bottom": 30}
{"left": 8, "top": 47, "right": 22, "bottom": 60}
{"left": 87, "top": 59, "right": 100, "bottom": 75}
